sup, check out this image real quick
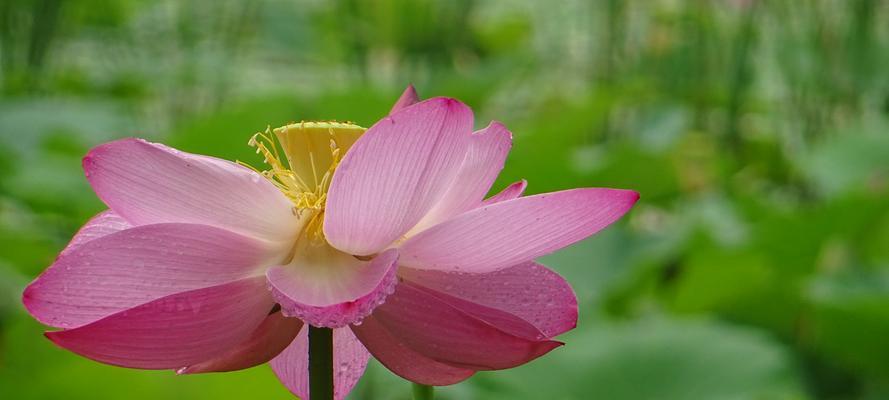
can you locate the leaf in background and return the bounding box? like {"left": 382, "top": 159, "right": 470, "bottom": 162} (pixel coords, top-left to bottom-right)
{"left": 0, "top": 99, "right": 134, "bottom": 160}
{"left": 797, "top": 122, "right": 889, "bottom": 198}
{"left": 807, "top": 270, "right": 889, "bottom": 380}
{"left": 474, "top": 317, "right": 805, "bottom": 400}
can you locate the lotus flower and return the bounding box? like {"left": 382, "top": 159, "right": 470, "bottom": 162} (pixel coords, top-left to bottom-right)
{"left": 22, "top": 86, "right": 638, "bottom": 399}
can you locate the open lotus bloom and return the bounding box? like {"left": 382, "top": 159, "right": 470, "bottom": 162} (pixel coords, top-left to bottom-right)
{"left": 22, "top": 86, "right": 638, "bottom": 399}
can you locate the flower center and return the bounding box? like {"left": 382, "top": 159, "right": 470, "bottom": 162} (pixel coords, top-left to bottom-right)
{"left": 245, "top": 121, "right": 365, "bottom": 244}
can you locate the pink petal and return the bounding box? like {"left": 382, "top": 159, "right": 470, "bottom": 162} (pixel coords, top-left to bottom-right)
{"left": 409, "top": 121, "right": 513, "bottom": 234}
{"left": 60, "top": 210, "right": 131, "bottom": 255}
{"left": 399, "top": 261, "right": 578, "bottom": 338}
{"left": 83, "top": 138, "right": 299, "bottom": 246}
{"left": 481, "top": 179, "right": 527, "bottom": 206}
{"left": 409, "top": 282, "right": 546, "bottom": 340}
{"left": 270, "top": 325, "right": 370, "bottom": 400}
{"left": 178, "top": 311, "right": 303, "bottom": 374}
{"left": 23, "top": 223, "right": 277, "bottom": 329}
{"left": 45, "top": 277, "right": 274, "bottom": 369}
{"left": 389, "top": 84, "right": 420, "bottom": 114}
{"left": 399, "top": 188, "right": 639, "bottom": 273}
{"left": 351, "top": 316, "right": 475, "bottom": 386}
{"left": 369, "top": 281, "right": 562, "bottom": 370}
{"left": 267, "top": 249, "right": 399, "bottom": 328}
{"left": 324, "top": 98, "right": 474, "bottom": 255}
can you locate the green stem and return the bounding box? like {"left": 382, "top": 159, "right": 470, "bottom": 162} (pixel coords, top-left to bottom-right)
{"left": 412, "top": 383, "right": 434, "bottom": 400}
{"left": 308, "top": 326, "right": 334, "bottom": 400}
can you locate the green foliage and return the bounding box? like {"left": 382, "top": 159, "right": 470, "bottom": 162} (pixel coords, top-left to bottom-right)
{"left": 1, "top": 0, "right": 888, "bottom": 399}
{"left": 476, "top": 318, "right": 805, "bottom": 400}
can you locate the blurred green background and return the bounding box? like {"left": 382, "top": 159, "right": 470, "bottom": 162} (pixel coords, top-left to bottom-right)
{"left": 1, "top": 0, "right": 888, "bottom": 399}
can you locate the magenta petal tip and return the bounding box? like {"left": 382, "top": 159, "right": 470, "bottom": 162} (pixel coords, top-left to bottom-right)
{"left": 389, "top": 84, "right": 420, "bottom": 114}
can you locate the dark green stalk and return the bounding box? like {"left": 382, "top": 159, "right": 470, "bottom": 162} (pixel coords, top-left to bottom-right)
{"left": 308, "top": 326, "right": 334, "bottom": 400}
{"left": 412, "top": 383, "right": 434, "bottom": 400}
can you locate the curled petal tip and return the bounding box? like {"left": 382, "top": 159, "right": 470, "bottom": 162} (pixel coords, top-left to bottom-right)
{"left": 389, "top": 84, "right": 420, "bottom": 114}
{"left": 404, "top": 84, "right": 418, "bottom": 97}
{"left": 20, "top": 284, "right": 52, "bottom": 327}
{"left": 620, "top": 189, "right": 641, "bottom": 209}
{"left": 437, "top": 97, "right": 464, "bottom": 109}
{"left": 43, "top": 330, "right": 67, "bottom": 349}
{"left": 486, "top": 120, "right": 509, "bottom": 133}
{"left": 628, "top": 190, "right": 641, "bottom": 202}
{"left": 421, "top": 96, "right": 464, "bottom": 109}
{"left": 527, "top": 340, "right": 565, "bottom": 363}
